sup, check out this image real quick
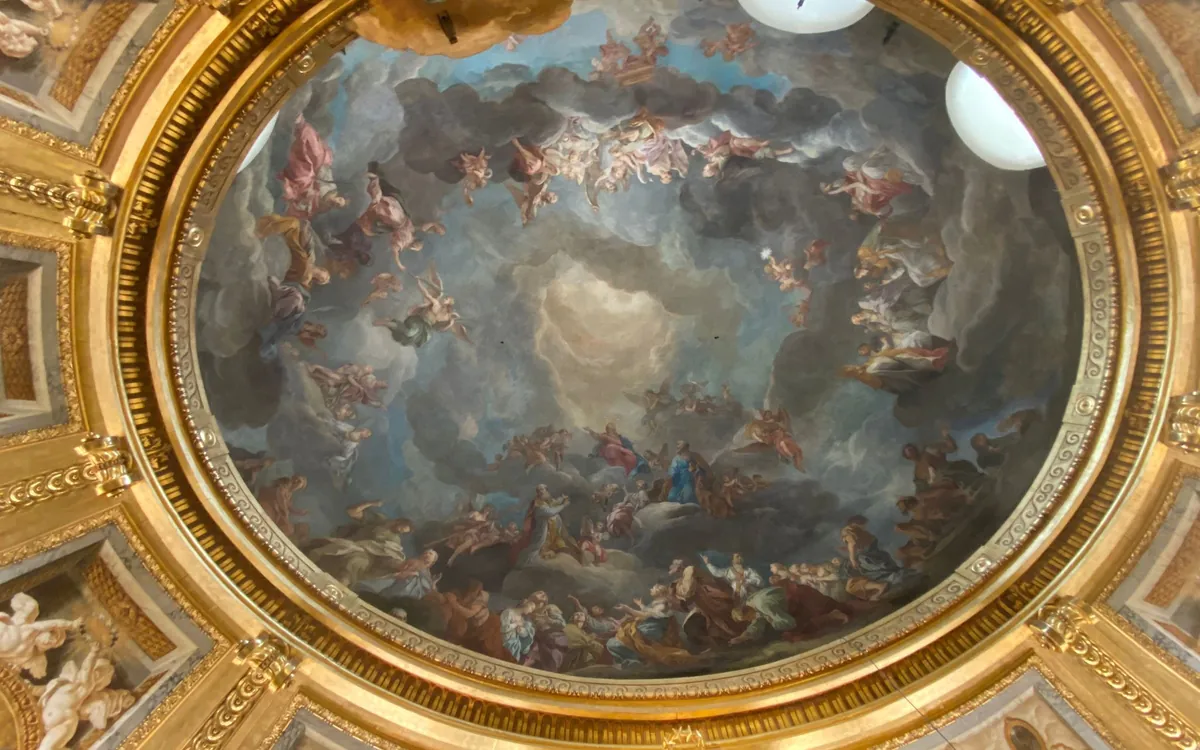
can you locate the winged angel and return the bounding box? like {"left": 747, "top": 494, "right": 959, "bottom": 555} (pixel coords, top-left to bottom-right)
{"left": 737, "top": 408, "right": 805, "bottom": 471}
{"left": 374, "top": 262, "right": 471, "bottom": 347}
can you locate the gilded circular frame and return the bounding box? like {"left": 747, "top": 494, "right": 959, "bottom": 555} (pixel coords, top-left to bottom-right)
{"left": 114, "top": 0, "right": 1168, "bottom": 736}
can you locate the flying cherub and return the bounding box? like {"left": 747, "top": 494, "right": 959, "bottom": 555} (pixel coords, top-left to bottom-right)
{"left": 376, "top": 262, "right": 471, "bottom": 346}
{"left": 803, "top": 239, "right": 830, "bottom": 271}
{"left": 591, "top": 30, "right": 632, "bottom": 79}
{"left": 362, "top": 272, "right": 403, "bottom": 306}
{"left": 738, "top": 407, "right": 804, "bottom": 471}
{"left": 788, "top": 298, "right": 811, "bottom": 329}
{"left": 624, "top": 379, "right": 675, "bottom": 428}
{"left": 762, "top": 252, "right": 809, "bottom": 293}
{"left": 453, "top": 148, "right": 492, "bottom": 206}
{"left": 701, "top": 23, "right": 756, "bottom": 61}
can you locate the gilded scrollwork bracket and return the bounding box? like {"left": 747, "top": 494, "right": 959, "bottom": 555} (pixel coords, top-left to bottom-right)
{"left": 1029, "top": 597, "right": 1200, "bottom": 749}
{"left": 74, "top": 433, "right": 137, "bottom": 498}
{"left": 1164, "top": 392, "right": 1200, "bottom": 454}
{"left": 1, "top": 433, "right": 137, "bottom": 514}
{"left": 187, "top": 634, "right": 296, "bottom": 749}
{"left": 0, "top": 167, "right": 120, "bottom": 237}
{"left": 1162, "top": 142, "right": 1200, "bottom": 212}
{"left": 1036, "top": 0, "right": 1087, "bottom": 12}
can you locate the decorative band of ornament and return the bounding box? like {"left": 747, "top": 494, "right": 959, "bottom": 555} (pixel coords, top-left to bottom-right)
{"left": 1163, "top": 143, "right": 1200, "bottom": 211}
{"left": 0, "top": 167, "right": 120, "bottom": 237}
{"left": 1, "top": 434, "right": 135, "bottom": 513}
{"left": 1037, "top": 0, "right": 1086, "bottom": 12}
{"left": 663, "top": 726, "right": 707, "bottom": 749}
{"left": 1029, "top": 597, "right": 1200, "bottom": 750}
{"left": 186, "top": 634, "right": 296, "bottom": 750}
{"left": 1165, "top": 392, "right": 1200, "bottom": 453}
{"left": 73, "top": 433, "right": 137, "bottom": 498}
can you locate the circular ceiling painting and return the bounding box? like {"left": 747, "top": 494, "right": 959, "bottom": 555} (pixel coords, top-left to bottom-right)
{"left": 196, "top": 2, "right": 1082, "bottom": 680}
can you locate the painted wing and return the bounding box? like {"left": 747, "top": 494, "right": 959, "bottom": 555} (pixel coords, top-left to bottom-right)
{"left": 450, "top": 320, "right": 472, "bottom": 344}
{"left": 775, "top": 407, "right": 792, "bottom": 431}
{"left": 624, "top": 391, "right": 651, "bottom": 408}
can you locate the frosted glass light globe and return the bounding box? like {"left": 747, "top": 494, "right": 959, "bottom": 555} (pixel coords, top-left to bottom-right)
{"left": 238, "top": 111, "right": 280, "bottom": 174}
{"left": 945, "top": 62, "right": 1046, "bottom": 171}
{"left": 737, "top": 0, "right": 874, "bottom": 34}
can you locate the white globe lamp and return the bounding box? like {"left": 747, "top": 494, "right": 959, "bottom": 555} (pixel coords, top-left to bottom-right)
{"left": 238, "top": 111, "right": 280, "bottom": 174}
{"left": 945, "top": 61, "right": 1046, "bottom": 171}
{"left": 737, "top": 0, "right": 874, "bottom": 34}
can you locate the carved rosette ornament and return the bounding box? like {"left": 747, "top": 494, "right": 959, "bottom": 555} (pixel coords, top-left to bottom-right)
{"left": 1029, "top": 597, "right": 1200, "bottom": 749}
{"left": 1164, "top": 392, "right": 1200, "bottom": 453}
{"left": 186, "top": 635, "right": 296, "bottom": 750}
{"left": 73, "top": 433, "right": 136, "bottom": 498}
{"left": 1163, "top": 142, "right": 1200, "bottom": 212}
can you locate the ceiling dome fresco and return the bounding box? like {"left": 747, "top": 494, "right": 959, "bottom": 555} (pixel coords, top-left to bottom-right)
{"left": 196, "top": 1, "right": 1081, "bottom": 680}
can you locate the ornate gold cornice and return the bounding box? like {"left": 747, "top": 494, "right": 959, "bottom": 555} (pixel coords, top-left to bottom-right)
{"left": 186, "top": 634, "right": 296, "bottom": 750}
{"left": 1030, "top": 597, "right": 1200, "bottom": 750}
{"left": 53, "top": 0, "right": 1181, "bottom": 744}
{"left": 74, "top": 433, "right": 137, "bottom": 498}
{"left": 0, "top": 433, "right": 135, "bottom": 513}
{"left": 663, "top": 727, "right": 708, "bottom": 749}
{"left": 1163, "top": 144, "right": 1200, "bottom": 211}
{"left": 1037, "top": 0, "right": 1086, "bottom": 13}
{"left": 0, "top": 167, "right": 120, "bottom": 237}
{"left": 1165, "top": 392, "right": 1200, "bottom": 453}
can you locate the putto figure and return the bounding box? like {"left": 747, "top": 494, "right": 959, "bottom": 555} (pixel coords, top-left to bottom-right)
{"left": 701, "top": 23, "right": 756, "bottom": 61}
{"left": 0, "top": 593, "right": 81, "bottom": 679}
{"left": 375, "top": 261, "right": 471, "bottom": 347}
{"left": 34, "top": 640, "right": 135, "bottom": 750}
{"left": 453, "top": 148, "right": 493, "bottom": 206}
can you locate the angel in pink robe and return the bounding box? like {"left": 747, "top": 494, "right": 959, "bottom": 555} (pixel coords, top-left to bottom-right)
{"left": 328, "top": 168, "right": 444, "bottom": 274}
{"left": 821, "top": 169, "right": 914, "bottom": 220}
{"left": 277, "top": 114, "right": 346, "bottom": 219}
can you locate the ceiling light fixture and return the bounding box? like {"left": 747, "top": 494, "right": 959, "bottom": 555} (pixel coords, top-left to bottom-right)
{"left": 945, "top": 62, "right": 1046, "bottom": 171}
{"left": 737, "top": 0, "right": 874, "bottom": 35}
{"left": 238, "top": 111, "right": 280, "bottom": 174}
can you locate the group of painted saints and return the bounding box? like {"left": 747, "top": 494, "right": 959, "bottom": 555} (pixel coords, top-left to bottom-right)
{"left": 1, "top": 593, "right": 136, "bottom": 750}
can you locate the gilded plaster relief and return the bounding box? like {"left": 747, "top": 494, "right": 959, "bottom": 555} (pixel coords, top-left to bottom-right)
{"left": 899, "top": 670, "right": 1110, "bottom": 750}
{"left": 0, "top": 238, "right": 76, "bottom": 444}
{"left": 1105, "top": 0, "right": 1200, "bottom": 130}
{"left": 0, "top": 0, "right": 174, "bottom": 145}
{"left": 0, "top": 526, "right": 213, "bottom": 750}
{"left": 1109, "top": 478, "right": 1200, "bottom": 674}
{"left": 271, "top": 708, "right": 384, "bottom": 750}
